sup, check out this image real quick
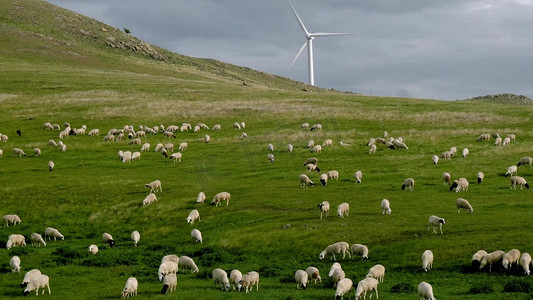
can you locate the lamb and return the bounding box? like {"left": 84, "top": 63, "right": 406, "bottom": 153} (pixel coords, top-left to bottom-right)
{"left": 43, "top": 122, "right": 54, "bottom": 130}
{"left": 196, "top": 192, "right": 206, "bottom": 204}
{"left": 306, "top": 163, "right": 320, "bottom": 172}
{"left": 502, "top": 249, "right": 521, "bottom": 270}
{"left": 179, "top": 142, "right": 188, "bottom": 151}
{"left": 154, "top": 143, "right": 164, "bottom": 152}
{"left": 303, "top": 157, "right": 318, "bottom": 166}
{"left": 334, "top": 278, "right": 353, "bottom": 300}
{"left": 10, "top": 256, "right": 21, "bottom": 273}
{"left": 305, "top": 266, "right": 321, "bottom": 284}
{"left": 233, "top": 122, "right": 241, "bottom": 129}
{"left": 477, "top": 172, "right": 484, "bottom": 184}
{"left": 432, "top": 155, "right": 439, "bottom": 165}
{"left": 145, "top": 180, "right": 162, "bottom": 193}
{"left": 502, "top": 137, "right": 511, "bottom": 146}
{"left": 294, "top": 270, "right": 308, "bottom": 289}
{"left": 369, "top": 144, "right": 377, "bottom": 154}
{"left": 48, "top": 161, "right": 54, "bottom": 171}
{"left": 212, "top": 268, "right": 231, "bottom": 291}
{"left": 506, "top": 165, "right": 518, "bottom": 176}
{"left": 240, "top": 271, "right": 259, "bottom": 293}
{"left": 307, "top": 140, "right": 315, "bottom": 148}
{"left": 204, "top": 134, "right": 211, "bottom": 143}
{"left": 319, "top": 242, "right": 351, "bottom": 260}
{"left": 267, "top": 153, "right": 275, "bottom": 163}
{"left": 3, "top": 214, "right": 21, "bottom": 226}
{"left": 13, "top": 148, "right": 26, "bottom": 157}
{"left": 479, "top": 250, "right": 505, "bottom": 272}
{"left": 520, "top": 252, "right": 532, "bottom": 275}
{"left": 33, "top": 148, "right": 41, "bottom": 157}
{"left": 229, "top": 269, "right": 243, "bottom": 291}
{"left": 323, "top": 139, "right": 333, "bottom": 147}
{"left": 427, "top": 215, "right": 446, "bottom": 234}
{"left": 23, "top": 274, "right": 51, "bottom": 296}
{"left": 191, "top": 229, "right": 203, "bottom": 243}
{"left": 477, "top": 133, "right": 490, "bottom": 141}
{"left": 186, "top": 209, "right": 200, "bottom": 224}
{"left": 178, "top": 255, "right": 199, "bottom": 273}
{"left": 310, "top": 124, "right": 322, "bottom": 131}
{"left": 355, "top": 277, "right": 379, "bottom": 300}
{"left": 142, "top": 193, "right": 157, "bottom": 206}
{"left": 31, "top": 233, "right": 46, "bottom": 247}
{"left": 418, "top": 281, "right": 436, "bottom": 300}
{"left": 131, "top": 231, "right": 140, "bottom": 247}
{"left": 212, "top": 124, "right": 221, "bottom": 131}
{"left": 462, "top": 147, "right": 469, "bottom": 158}
{"left": 381, "top": 199, "right": 391, "bottom": 215}
{"left": 158, "top": 261, "right": 178, "bottom": 281}
{"left": 327, "top": 170, "right": 339, "bottom": 180}
{"left": 354, "top": 171, "right": 363, "bottom": 183}
{"left": 517, "top": 156, "right": 533, "bottom": 167}
{"left": 267, "top": 143, "right": 274, "bottom": 152}
{"left": 402, "top": 178, "right": 415, "bottom": 190}
{"left": 6, "top": 234, "right": 26, "bottom": 249}
{"left": 131, "top": 151, "right": 141, "bottom": 160}
{"left": 169, "top": 152, "right": 182, "bottom": 163}
{"left": 320, "top": 173, "right": 328, "bottom": 186}
{"left": 455, "top": 198, "right": 473, "bottom": 213}
{"left": 422, "top": 250, "right": 434, "bottom": 272}
{"left": 351, "top": 244, "right": 369, "bottom": 260}
{"left": 440, "top": 151, "right": 451, "bottom": 160}
{"left": 450, "top": 178, "right": 469, "bottom": 192}
{"left": 21, "top": 269, "right": 41, "bottom": 288}
{"left": 140, "top": 143, "right": 150, "bottom": 152}
{"left": 442, "top": 172, "right": 451, "bottom": 185}
{"left": 88, "top": 129, "right": 100, "bottom": 136}
{"left": 88, "top": 244, "right": 98, "bottom": 255}
{"left": 300, "top": 122, "right": 310, "bottom": 129}
{"left": 299, "top": 174, "right": 314, "bottom": 188}
{"left": 337, "top": 203, "right": 349, "bottom": 218}
{"left": 161, "top": 273, "right": 177, "bottom": 294}
{"left": 318, "top": 201, "right": 330, "bottom": 219}
{"left": 121, "top": 277, "right": 138, "bottom": 298}
{"left": 161, "top": 254, "right": 180, "bottom": 265}
{"left": 510, "top": 176, "right": 529, "bottom": 189}
{"left": 449, "top": 146, "right": 457, "bottom": 156}
{"left": 102, "top": 232, "right": 115, "bottom": 247}
{"left": 287, "top": 144, "right": 293, "bottom": 153}
{"left": 472, "top": 250, "right": 488, "bottom": 270}
{"left": 211, "top": 191, "right": 231, "bottom": 206}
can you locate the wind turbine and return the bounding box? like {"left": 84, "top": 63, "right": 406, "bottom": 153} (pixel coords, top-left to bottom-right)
{"left": 287, "top": 2, "right": 357, "bottom": 86}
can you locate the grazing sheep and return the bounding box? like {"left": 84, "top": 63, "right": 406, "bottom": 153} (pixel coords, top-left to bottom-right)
{"left": 204, "top": 134, "right": 211, "bottom": 143}
{"left": 161, "top": 254, "right": 179, "bottom": 265}
{"left": 163, "top": 143, "right": 174, "bottom": 152}
{"left": 480, "top": 250, "right": 505, "bottom": 272}
{"left": 337, "top": 203, "right": 349, "bottom": 218}
{"left": 418, "top": 281, "right": 435, "bottom": 300}
{"left": 354, "top": 171, "right": 362, "bottom": 183}
{"left": 440, "top": 151, "right": 451, "bottom": 160}
{"left": 300, "top": 122, "right": 310, "bottom": 129}
{"left": 33, "top": 148, "right": 41, "bottom": 157}
{"left": 23, "top": 274, "right": 51, "bottom": 296}
{"left": 506, "top": 165, "right": 518, "bottom": 176}
{"left": 48, "top": 161, "right": 54, "bottom": 171}
{"left": 154, "top": 143, "right": 164, "bottom": 152}
{"left": 306, "top": 163, "right": 320, "bottom": 172}
{"left": 240, "top": 132, "right": 247, "bottom": 140}
{"left": 21, "top": 269, "right": 41, "bottom": 288}
{"left": 369, "top": 144, "right": 377, "bottom": 154}
{"left": 442, "top": 172, "right": 451, "bottom": 185}
{"left": 304, "top": 157, "right": 318, "bottom": 166}
{"left": 31, "top": 233, "right": 46, "bottom": 247}
{"left": 326, "top": 170, "right": 339, "bottom": 181}
{"left": 122, "top": 151, "right": 132, "bottom": 162}
{"left": 506, "top": 133, "right": 516, "bottom": 142}
{"left": 323, "top": 139, "right": 333, "bottom": 147}
{"left": 161, "top": 273, "right": 177, "bottom": 294}
{"left": 267, "top": 143, "right": 274, "bottom": 152}
{"left": 141, "top": 143, "right": 150, "bottom": 152}
{"left": 233, "top": 122, "right": 241, "bottom": 130}
{"left": 13, "top": 148, "right": 26, "bottom": 157}
{"left": 502, "top": 249, "right": 521, "bottom": 270}
{"left": 121, "top": 277, "right": 138, "bottom": 298}
{"left": 196, "top": 192, "right": 206, "bottom": 204}
{"left": 351, "top": 244, "right": 369, "bottom": 260}
{"left": 502, "top": 137, "right": 511, "bottom": 146}
{"left": 145, "top": 180, "right": 162, "bottom": 193}
{"left": 422, "top": 250, "right": 434, "bottom": 272}
{"left": 212, "top": 124, "right": 221, "bottom": 131}
{"left": 88, "top": 129, "right": 100, "bottom": 136}
{"left": 331, "top": 268, "right": 345, "bottom": 287}
{"left": 131, "top": 231, "right": 140, "bottom": 247}
{"left": 449, "top": 146, "right": 457, "bottom": 156}
{"left": 432, "top": 155, "right": 439, "bottom": 164}
{"left": 294, "top": 270, "right": 308, "bottom": 289}
{"left": 450, "top": 178, "right": 469, "bottom": 192}
{"left": 477, "top": 171, "right": 484, "bottom": 184}
{"left": 311, "top": 144, "right": 322, "bottom": 153}
{"left": 328, "top": 262, "right": 342, "bottom": 277}
{"left": 510, "top": 176, "right": 529, "bottom": 189}
{"left": 131, "top": 151, "right": 141, "bottom": 160}
{"left": 191, "top": 229, "right": 203, "bottom": 243}
{"left": 212, "top": 268, "right": 231, "bottom": 291}
{"left": 381, "top": 199, "right": 391, "bottom": 215}
{"left": 472, "top": 250, "right": 488, "bottom": 270}
{"left": 310, "top": 124, "right": 322, "bottom": 131}
{"left": 367, "top": 138, "right": 376, "bottom": 146}
{"left": 142, "top": 193, "right": 157, "bottom": 206}
{"left": 518, "top": 156, "right": 533, "bottom": 167}
{"left": 334, "top": 278, "right": 353, "bottom": 300}
{"left": 211, "top": 192, "right": 231, "bottom": 206}
{"left": 355, "top": 277, "right": 379, "bottom": 300}
{"left": 477, "top": 133, "right": 490, "bottom": 141}
{"left": 158, "top": 261, "right": 178, "bottom": 282}
{"left": 229, "top": 269, "right": 243, "bottom": 291}
{"left": 299, "top": 174, "right": 314, "bottom": 188}
{"left": 520, "top": 253, "right": 532, "bottom": 275}
{"left": 10, "top": 256, "right": 21, "bottom": 273}
{"left": 319, "top": 242, "right": 351, "bottom": 261}
{"left": 103, "top": 134, "right": 115, "bottom": 141}
{"left": 178, "top": 142, "right": 188, "bottom": 151}
{"left": 494, "top": 136, "right": 502, "bottom": 146}
{"left": 44, "top": 227, "right": 64, "bottom": 241}
{"left": 3, "top": 214, "right": 21, "bottom": 226}
{"left": 43, "top": 122, "right": 53, "bottom": 130}
{"left": 240, "top": 271, "right": 259, "bottom": 293}
{"left": 287, "top": 144, "right": 293, "bottom": 153}
{"left": 402, "top": 178, "right": 415, "bottom": 191}
{"left": 428, "top": 215, "right": 446, "bottom": 234}
{"left": 456, "top": 198, "right": 473, "bottom": 213}
{"left": 307, "top": 140, "right": 315, "bottom": 148}
{"left": 186, "top": 209, "right": 200, "bottom": 224}
{"left": 178, "top": 255, "right": 199, "bottom": 273}
{"left": 102, "top": 232, "right": 115, "bottom": 247}
{"left": 462, "top": 148, "right": 469, "bottom": 158}
{"left": 267, "top": 153, "right": 275, "bottom": 163}
{"left": 318, "top": 201, "right": 330, "bottom": 219}
{"left": 305, "top": 266, "right": 321, "bottom": 284}
{"left": 366, "top": 264, "right": 385, "bottom": 283}
{"left": 169, "top": 152, "right": 182, "bottom": 163}
{"left": 320, "top": 173, "right": 328, "bottom": 186}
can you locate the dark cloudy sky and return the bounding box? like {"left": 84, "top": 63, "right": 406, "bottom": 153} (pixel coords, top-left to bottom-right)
{"left": 47, "top": 0, "right": 533, "bottom": 100}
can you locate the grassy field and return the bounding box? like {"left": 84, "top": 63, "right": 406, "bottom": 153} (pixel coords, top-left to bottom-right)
{"left": 1, "top": 0, "right": 533, "bottom": 299}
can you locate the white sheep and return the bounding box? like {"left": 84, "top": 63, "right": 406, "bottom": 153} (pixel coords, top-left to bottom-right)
{"left": 88, "top": 244, "right": 99, "bottom": 255}
{"left": 191, "top": 229, "right": 203, "bottom": 243}
{"left": 310, "top": 124, "right": 322, "bottom": 131}
{"left": 440, "top": 151, "right": 451, "bottom": 160}
{"left": 354, "top": 170, "right": 363, "bottom": 183}
{"left": 442, "top": 172, "right": 451, "bottom": 185}
{"left": 427, "top": 215, "right": 446, "bottom": 234}
{"left": 299, "top": 174, "right": 314, "bottom": 188}
{"left": 161, "top": 273, "right": 177, "bottom": 294}
{"left": 477, "top": 133, "right": 490, "bottom": 141}
{"left": 161, "top": 254, "right": 180, "bottom": 265}
{"left": 310, "top": 145, "right": 321, "bottom": 153}
{"left": 196, "top": 192, "right": 206, "bottom": 204}
{"left": 506, "top": 133, "right": 516, "bottom": 142}
{"left": 450, "top": 178, "right": 469, "bottom": 192}
{"left": 48, "top": 160, "right": 54, "bottom": 171}
{"left": 518, "top": 156, "right": 533, "bottom": 167}
{"left": 23, "top": 274, "right": 50, "bottom": 296}
{"left": 294, "top": 269, "right": 308, "bottom": 289}
{"left": 31, "top": 233, "right": 46, "bottom": 247}
{"left": 204, "top": 134, "right": 211, "bottom": 143}
{"left": 319, "top": 242, "right": 351, "bottom": 261}
{"left": 337, "top": 203, "right": 349, "bottom": 218}
{"left": 142, "top": 193, "right": 157, "bottom": 206}
{"left": 432, "top": 155, "right": 439, "bottom": 165}
{"left": 212, "top": 268, "right": 231, "bottom": 291}
{"left": 121, "top": 277, "right": 138, "bottom": 298}
{"left": 369, "top": 144, "right": 377, "bottom": 154}
{"left": 462, "top": 147, "right": 469, "bottom": 158}
{"left": 186, "top": 209, "right": 200, "bottom": 224}
{"left": 212, "top": 124, "right": 221, "bottom": 131}
{"left": 381, "top": 199, "right": 391, "bottom": 215}
{"left": 140, "top": 143, "right": 150, "bottom": 152}
{"left": 331, "top": 268, "right": 345, "bottom": 287}
{"left": 233, "top": 122, "right": 241, "bottom": 129}
{"left": 506, "top": 165, "right": 518, "bottom": 176}
{"left": 43, "top": 122, "right": 53, "bottom": 130}
{"left": 322, "top": 139, "right": 333, "bottom": 147}
{"left": 320, "top": 173, "right": 328, "bottom": 186}
{"left": 328, "top": 262, "right": 342, "bottom": 277}
{"left": 305, "top": 266, "right": 321, "bottom": 284}
{"left": 502, "top": 137, "right": 511, "bottom": 146}
{"left": 287, "top": 144, "right": 293, "bottom": 153}
{"left": 366, "top": 264, "right": 385, "bottom": 283}
{"left": 122, "top": 151, "right": 132, "bottom": 163}
{"left": 502, "top": 249, "right": 521, "bottom": 270}
{"left": 145, "top": 180, "right": 162, "bottom": 193}
{"left": 158, "top": 261, "right": 178, "bottom": 281}
{"left": 3, "top": 214, "right": 21, "bottom": 226}
{"left": 131, "top": 151, "right": 141, "bottom": 161}
{"left": 178, "top": 142, "right": 188, "bottom": 151}
{"left": 13, "top": 148, "right": 26, "bottom": 157}
{"left": 88, "top": 129, "right": 100, "bottom": 136}
{"left": 494, "top": 136, "right": 502, "bottom": 146}
{"left": 131, "top": 231, "right": 140, "bottom": 247}
{"left": 350, "top": 244, "right": 369, "bottom": 260}
{"left": 449, "top": 146, "right": 457, "bottom": 156}
{"left": 334, "top": 278, "right": 353, "bottom": 300}
{"left": 178, "top": 255, "right": 199, "bottom": 273}
{"left": 300, "top": 122, "right": 310, "bottom": 129}
{"left": 480, "top": 250, "right": 505, "bottom": 272}
{"left": 318, "top": 201, "right": 330, "bottom": 219}
{"left": 212, "top": 191, "right": 231, "bottom": 206}
{"left": 169, "top": 152, "right": 182, "bottom": 163}
{"left": 267, "top": 153, "right": 275, "bottom": 163}
{"left": 267, "top": 143, "right": 274, "bottom": 152}
{"left": 422, "top": 250, "right": 434, "bottom": 272}
{"left": 472, "top": 250, "right": 488, "bottom": 270}
{"left": 418, "top": 281, "right": 436, "bottom": 300}
{"left": 306, "top": 163, "right": 320, "bottom": 172}
{"left": 455, "top": 198, "right": 473, "bottom": 213}
{"left": 154, "top": 143, "right": 164, "bottom": 152}
{"left": 6, "top": 234, "right": 26, "bottom": 249}
{"left": 402, "top": 178, "right": 415, "bottom": 191}
{"left": 520, "top": 252, "right": 531, "bottom": 275}
{"left": 229, "top": 269, "right": 243, "bottom": 291}
{"left": 240, "top": 271, "right": 259, "bottom": 293}
{"left": 307, "top": 140, "right": 315, "bottom": 148}
{"left": 510, "top": 176, "right": 529, "bottom": 189}
{"left": 102, "top": 232, "right": 115, "bottom": 247}
{"left": 10, "top": 256, "right": 21, "bottom": 273}
{"left": 303, "top": 157, "right": 318, "bottom": 166}
{"left": 477, "top": 171, "right": 484, "bottom": 184}
{"left": 355, "top": 277, "right": 379, "bottom": 300}
{"left": 33, "top": 148, "right": 41, "bottom": 157}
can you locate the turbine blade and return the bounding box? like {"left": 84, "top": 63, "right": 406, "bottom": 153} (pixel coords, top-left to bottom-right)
{"left": 310, "top": 32, "right": 358, "bottom": 37}
{"left": 289, "top": 2, "right": 309, "bottom": 35}
{"left": 287, "top": 41, "right": 307, "bottom": 73}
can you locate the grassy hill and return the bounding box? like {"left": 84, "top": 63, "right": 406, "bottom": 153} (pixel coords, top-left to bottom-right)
{"left": 1, "top": 0, "right": 533, "bottom": 299}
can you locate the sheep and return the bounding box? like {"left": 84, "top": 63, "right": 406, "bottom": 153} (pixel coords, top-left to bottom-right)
{"left": 211, "top": 191, "right": 231, "bottom": 206}
{"left": 351, "top": 244, "right": 369, "bottom": 260}
{"left": 449, "top": 146, "right": 457, "bottom": 156}
{"left": 432, "top": 155, "right": 439, "bottom": 164}
{"left": 305, "top": 266, "right": 321, "bottom": 284}
{"left": 145, "top": 180, "right": 162, "bottom": 193}
{"left": 462, "top": 147, "right": 469, "bottom": 158}
{"left": 33, "top": 147, "right": 41, "bottom": 157}
{"left": 506, "top": 133, "right": 516, "bottom": 142}
{"left": 307, "top": 140, "right": 315, "bottom": 148}
{"left": 510, "top": 176, "right": 529, "bottom": 189}
{"left": 154, "top": 143, "right": 164, "bottom": 152}
{"left": 334, "top": 278, "right": 353, "bottom": 300}
{"left": 502, "top": 137, "right": 511, "bottom": 146}
{"left": 88, "top": 244, "right": 98, "bottom": 255}
{"left": 304, "top": 157, "right": 318, "bottom": 166}
{"left": 480, "top": 250, "right": 505, "bottom": 272}
{"left": 320, "top": 173, "right": 328, "bottom": 186}
{"left": 355, "top": 277, "right": 379, "bottom": 300}
{"left": 340, "top": 141, "right": 350, "bottom": 147}
{"left": 204, "top": 134, "right": 211, "bottom": 143}
{"left": 161, "top": 273, "right": 177, "bottom": 294}
{"left": 3, "top": 214, "right": 21, "bottom": 226}
{"left": 294, "top": 270, "right": 308, "bottom": 289}
{"left": 43, "top": 122, "right": 54, "bottom": 130}
{"left": 287, "top": 144, "right": 293, "bottom": 153}
{"left": 454, "top": 198, "right": 473, "bottom": 213}
{"left": 306, "top": 163, "right": 320, "bottom": 172}
{"left": 233, "top": 122, "right": 241, "bottom": 129}
{"left": 319, "top": 242, "right": 351, "bottom": 261}
{"left": 88, "top": 129, "right": 100, "bottom": 136}
{"left": 518, "top": 156, "right": 533, "bottom": 167}
{"left": 229, "top": 269, "right": 243, "bottom": 291}
{"left": 477, "top": 133, "right": 490, "bottom": 141}
{"left": 477, "top": 171, "right": 484, "bottom": 184}
{"left": 267, "top": 153, "right": 275, "bottom": 163}
{"left": 169, "top": 152, "right": 182, "bottom": 163}
{"left": 10, "top": 256, "right": 21, "bottom": 273}
{"left": 122, "top": 151, "right": 132, "bottom": 163}
{"left": 178, "top": 142, "right": 188, "bottom": 151}
{"left": 142, "top": 193, "right": 157, "bottom": 206}
{"left": 299, "top": 174, "right": 314, "bottom": 188}
{"left": 60, "top": 143, "right": 67, "bottom": 152}
{"left": 418, "top": 281, "right": 436, "bottom": 300}
{"left": 103, "top": 134, "right": 115, "bottom": 142}
{"left": 132, "top": 151, "right": 141, "bottom": 161}
{"left": 161, "top": 254, "right": 179, "bottom": 265}
{"left": 381, "top": 199, "right": 391, "bottom": 215}
{"left": 196, "top": 192, "right": 206, "bottom": 204}
{"left": 31, "top": 233, "right": 46, "bottom": 247}
{"left": 440, "top": 151, "right": 451, "bottom": 160}
{"left": 23, "top": 274, "right": 51, "bottom": 296}
{"left": 240, "top": 271, "right": 259, "bottom": 293}
{"left": 502, "top": 249, "right": 521, "bottom": 270}
{"left": 318, "top": 201, "right": 330, "bottom": 219}
{"left": 158, "top": 261, "right": 178, "bottom": 281}
{"left": 330, "top": 268, "right": 345, "bottom": 287}
{"left": 141, "top": 143, "right": 150, "bottom": 152}
{"left": 300, "top": 122, "right": 310, "bottom": 129}
{"left": 472, "top": 250, "right": 488, "bottom": 270}
{"left": 494, "top": 136, "right": 502, "bottom": 146}
{"left": 212, "top": 124, "right": 221, "bottom": 131}
{"left": 422, "top": 250, "right": 434, "bottom": 272}
{"left": 13, "top": 148, "right": 26, "bottom": 157}
{"left": 6, "top": 234, "right": 26, "bottom": 249}
{"left": 48, "top": 161, "right": 54, "bottom": 171}
{"left": 212, "top": 268, "right": 231, "bottom": 291}
{"left": 369, "top": 144, "right": 377, "bottom": 154}
{"left": 186, "top": 209, "right": 200, "bottom": 224}
{"left": 191, "top": 229, "right": 203, "bottom": 243}
{"left": 337, "top": 203, "right": 349, "bottom": 218}
{"left": 395, "top": 141, "right": 409, "bottom": 150}
{"left": 506, "top": 165, "right": 518, "bottom": 176}
{"left": 328, "top": 262, "right": 342, "bottom": 277}
{"left": 428, "top": 215, "right": 446, "bottom": 234}
{"left": 131, "top": 231, "right": 140, "bottom": 247}
{"left": 0, "top": 149, "right": 3, "bottom": 158}
{"left": 121, "top": 277, "right": 138, "bottom": 298}
{"left": 178, "top": 255, "right": 199, "bottom": 273}
{"left": 267, "top": 143, "right": 274, "bottom": 152}
{"left": 354, "top": 170, "right": 363, "bottom": 183}
{"left": 311, "top": 145, "right": 322, "bottom": 153}
{"left": 102, "top": 232, "right": 115, "bottom": 247}
{"left": 442, "top": 172, "right": 451, "bottom": 185}
{"left": 323, "top": 139, "right": 333, "bottom": 147}
{"left": 402, "top": 178, "right": 415, "bottom": 191}
{"left": 310, "top": 124, "right": 322, "bottom": 131}
{"left": 21, "top": 269, "right": 41, "bottom": 288}
{"left": 520, "top": 252, "right": 532, "bottom": 275}
{"left": 367, "top": 138, "right": 376, "bottom": 146}
{"left": 41, "top": 227, "right": 63, "bottom": 242}
{"left": 450, "top": 177, "right": 469, "bottom": 192}
{"left": 163, "top": 143, "right": 174, "bottom": 152}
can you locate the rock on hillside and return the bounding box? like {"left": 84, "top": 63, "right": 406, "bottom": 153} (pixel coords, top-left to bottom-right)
{"left": 465, "top": 93, "right": 533, "bottom": 105}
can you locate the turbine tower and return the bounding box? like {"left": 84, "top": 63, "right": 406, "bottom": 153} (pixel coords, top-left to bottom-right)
{"left": 287, "top": 2, "right": 357, "bottom": 86}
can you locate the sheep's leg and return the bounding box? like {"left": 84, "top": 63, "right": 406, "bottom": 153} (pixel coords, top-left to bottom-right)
{"left": 439, "top": 224, "right": 443, "bottom": 234}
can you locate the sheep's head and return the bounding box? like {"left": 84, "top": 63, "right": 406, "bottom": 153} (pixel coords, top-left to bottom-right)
{"left": 300, "top": 283, "right": 306, "bottom": 290}
{"left": 450, "top": 182, "right": 458, "bottom": 191}
{"left": 525, "top": 183, "right": 530, "bottom": 189}
{"left": 108, "top": 239, "right": 115, "bottom": 247}
{"left": 224, "top": 283, "right": 231, "bottom": 291}
{"left": 319, "top": 252, "right": 326, "bottom": 260}
{"left": 439, "top": 219, "right": 446, "bottom": 224}
{"left": 317, "top": 203, "right": 323, "bottom": 209}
